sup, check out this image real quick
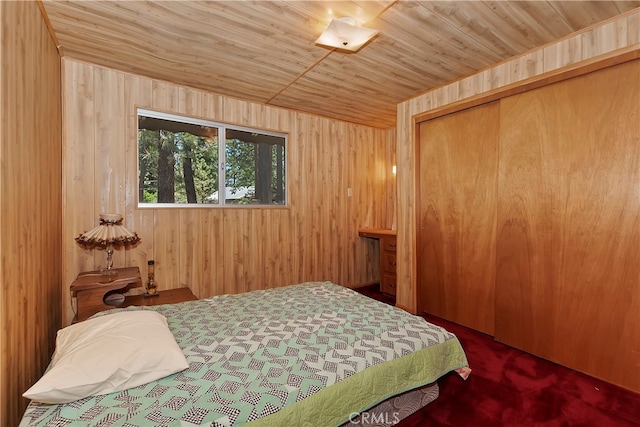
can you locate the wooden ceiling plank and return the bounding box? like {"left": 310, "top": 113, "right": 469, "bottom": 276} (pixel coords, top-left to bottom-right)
{"left": 41, "top": 0, "right": 640, "bottom": 128}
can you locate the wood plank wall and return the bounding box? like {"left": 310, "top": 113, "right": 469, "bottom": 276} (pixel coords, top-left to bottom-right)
{"left": 395, "top": 8, "right": 640, "bottom": 314}
{"left": 62, "top": 59, "right": 396, "bottom": 326}
{"left": 0, "top": 2, "right": 62, "bottom": 426}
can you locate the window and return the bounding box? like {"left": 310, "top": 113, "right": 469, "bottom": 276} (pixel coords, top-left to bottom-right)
{"left": 137, "top": 109, "right": 286, "bottom": 207}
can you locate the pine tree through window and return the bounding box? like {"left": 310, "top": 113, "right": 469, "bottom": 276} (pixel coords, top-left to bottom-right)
{"left": 137, "top": 109, "right": 286, "bottom": 207}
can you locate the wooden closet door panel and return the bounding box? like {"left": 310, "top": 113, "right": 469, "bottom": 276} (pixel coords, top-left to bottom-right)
{"left": 496, "top": 60, "right": 640, "bottom": 392}
{"left": 418, "top": 102, "right": 499, "bottom": 335}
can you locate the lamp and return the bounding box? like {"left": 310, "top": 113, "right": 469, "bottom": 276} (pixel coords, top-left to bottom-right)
{"left": 75, "top": 213, "right": 141, "bottom": 278}
{"left": 315, "top": 17, "right": 379, "bottom": 52}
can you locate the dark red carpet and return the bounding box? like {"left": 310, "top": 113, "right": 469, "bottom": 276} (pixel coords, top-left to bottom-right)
{"left": 355, "top": 285, "right": 640, "bottom": 426}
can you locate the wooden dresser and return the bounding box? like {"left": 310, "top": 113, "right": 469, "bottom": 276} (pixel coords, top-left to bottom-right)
{"left": 358, "top": 228, "right": 397, "bottom": 296}
{"left": 379, "top": 235, "right": 397, "bottom": 296}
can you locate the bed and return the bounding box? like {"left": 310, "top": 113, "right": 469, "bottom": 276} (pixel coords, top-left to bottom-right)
{"left": 21, "top": 281, "right": 469, "bottom": 426}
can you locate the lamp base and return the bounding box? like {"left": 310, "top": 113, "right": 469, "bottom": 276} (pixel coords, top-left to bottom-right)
{"left": 143, "top": 292, "right": 160, "bottom": 298}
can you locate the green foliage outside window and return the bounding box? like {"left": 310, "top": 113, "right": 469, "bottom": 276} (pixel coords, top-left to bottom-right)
{"left": 137, "top": 110, "right": 286, "bottom": 206}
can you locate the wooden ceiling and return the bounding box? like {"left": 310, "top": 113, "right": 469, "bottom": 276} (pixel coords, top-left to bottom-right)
{"left": 41, "top": 1, "right": 639, "bottom": 129}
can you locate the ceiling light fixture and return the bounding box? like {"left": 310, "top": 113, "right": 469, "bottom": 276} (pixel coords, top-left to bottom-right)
{"left": 316, "top": 17, "right": 379, "bottom": 52}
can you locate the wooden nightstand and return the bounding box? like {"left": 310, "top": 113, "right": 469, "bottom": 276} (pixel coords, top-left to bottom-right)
{"left": 123, "top": 287, "right": 197, "bottom": 308}
{"left": 71, "top": 267, "right": 197, "bottom": 322}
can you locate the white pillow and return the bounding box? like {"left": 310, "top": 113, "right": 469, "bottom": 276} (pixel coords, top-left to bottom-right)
{"left": 23, "top": 310, "right": 189, "bottom": 404}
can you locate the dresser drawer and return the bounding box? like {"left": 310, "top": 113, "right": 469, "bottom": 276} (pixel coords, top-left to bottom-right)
{"left": 381, "top": 238, "right": 397, "bottom": 253}
{"left": 381, "top": 273, "right": 397, "bottom": 296}
{"left": 382, "top": 252, "right": 397, "bottom": 274}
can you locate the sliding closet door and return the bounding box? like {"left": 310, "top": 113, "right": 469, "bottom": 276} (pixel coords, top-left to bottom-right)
{"left": 417, "top": 102, "right": 499, "bottom": 335}
{"left": 496, "top": 60, "right": 640, "bottom": 392}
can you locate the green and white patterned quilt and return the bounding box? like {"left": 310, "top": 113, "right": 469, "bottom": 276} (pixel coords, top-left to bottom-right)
{"left": 21, "top": 281, "right": 469, "bottom": 426}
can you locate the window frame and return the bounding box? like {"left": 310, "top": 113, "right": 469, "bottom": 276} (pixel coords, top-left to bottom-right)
{"left": 136, "top": 108, "right": 288, "bottom": 209}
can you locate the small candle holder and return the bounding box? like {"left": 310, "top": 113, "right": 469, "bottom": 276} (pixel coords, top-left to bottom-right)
{"left": 144, "top": 259, "right": 159, "bottom": 297}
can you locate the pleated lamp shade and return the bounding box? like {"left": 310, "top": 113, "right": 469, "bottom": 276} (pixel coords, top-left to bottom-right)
{"left": 75, "top": 214, "right": 140, "bottom": 275}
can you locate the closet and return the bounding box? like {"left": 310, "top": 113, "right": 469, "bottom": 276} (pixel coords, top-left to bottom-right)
{"left": 417, "top": 59, "right": 640, "bottom": 393}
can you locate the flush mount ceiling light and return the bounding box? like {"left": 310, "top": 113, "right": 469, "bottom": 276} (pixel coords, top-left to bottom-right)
{"left": 315, "top": 16, "right": 379, "bottom": 52}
